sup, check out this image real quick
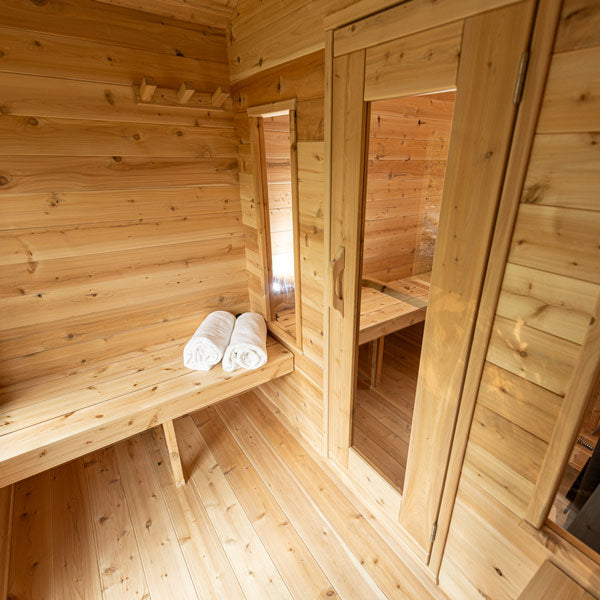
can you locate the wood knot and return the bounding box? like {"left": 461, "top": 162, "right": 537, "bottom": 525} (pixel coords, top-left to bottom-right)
{"left": 112, "top": 155, "right": 122, "bottom": 162}
{"left": 0, "top": 51, "right": 5, "bottom": 58}
{"left": 30, "top": 0, "right": 49, "bottom": 6}
{"left": 0, "top": 175, "right": 8, "bottom": 186}
{"left": 27, "top": 117, "right": 39, "bottom": 126}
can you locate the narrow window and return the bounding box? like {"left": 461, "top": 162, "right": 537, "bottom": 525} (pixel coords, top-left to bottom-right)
{"left": 249, "top": 101, "right": 302, "bottom": 347}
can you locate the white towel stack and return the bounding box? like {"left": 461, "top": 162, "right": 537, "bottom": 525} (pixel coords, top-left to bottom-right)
{"left": 222, "top": 312, "right": 268, "bottom": 372}
{"left": 183, "top": 311, "right": 235, "bottom": 371}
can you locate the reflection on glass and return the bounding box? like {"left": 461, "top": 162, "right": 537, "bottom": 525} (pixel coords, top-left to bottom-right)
{"left": 549, "top": 391, "right": 600, "bottom": 555}
{"left": 263, "top": 113, "right": 296, "bottom": 339}
{"left": 351, "top": 91, "right": 456, "bottom": 493}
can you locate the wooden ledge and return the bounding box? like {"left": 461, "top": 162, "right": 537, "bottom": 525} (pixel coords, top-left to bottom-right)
{"left": 0, "top": 336, "right": 293, "bottom": 487}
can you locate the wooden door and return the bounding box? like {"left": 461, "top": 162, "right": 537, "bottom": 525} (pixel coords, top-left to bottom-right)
{"left": 326, "top": 0, "right": 537, "bottom": 562}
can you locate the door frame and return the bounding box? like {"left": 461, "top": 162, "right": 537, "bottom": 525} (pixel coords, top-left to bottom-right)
{"left": 324, "top": 0, "right": 538, "bottom": 566}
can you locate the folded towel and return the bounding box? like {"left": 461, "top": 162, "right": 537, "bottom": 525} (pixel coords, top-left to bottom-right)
{"left": 222, "top": 312, "right": 268, "bottom": 372}
{"left": 183, "top": 311, "right": 236, "bottom": 371}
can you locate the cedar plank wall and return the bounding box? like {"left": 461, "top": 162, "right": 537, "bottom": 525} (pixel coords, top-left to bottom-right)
{"left": 439, "top": 1, "right": 600, "bottom": 598}
{"left": 0, "top": 0, "right": 248, "bottom": 389}
{"left": 232, "top": 51, "right": 327, "bottom": 451}
{"left": 228, "top": 0, "right": 361, "bottom": 82}
{"left": 363, "top": 94, "right": 455, "bottom": 282}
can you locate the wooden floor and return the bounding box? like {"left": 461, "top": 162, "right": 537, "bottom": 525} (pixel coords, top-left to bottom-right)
{"left": 4, "top": 391, "right": 437, "bottom": 600}
{"left": 353, "top": 323, "right": 423, "bottom": 491}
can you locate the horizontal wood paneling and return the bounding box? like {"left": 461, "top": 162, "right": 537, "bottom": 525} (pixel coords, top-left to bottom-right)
{"left": 0, "top": 156, "right": 238, "bottom": 194}
{"left": 508, "top": 203, "right": 600, "bottom": 284}
{"left": 1, "top": 72, "right": 234, "bottom": 128}
{"left": 363, "top": 94, "right": 454, "bottom": 281}
{"left": 227, "top": 0, "right": 357, "bottom": 82}
{"left": 0, "top": 186, "right": 240, "bottom": 230}
{"left": 537, "top": 45, "right": 600, "bottom": 133}
{"left": 0, "top": 0, "right": 228, "bottom": 61}
{"left": 364, "top": 21, "right": 462, "bottom": 101}
{"left": 522, "top": 132, "right": 599, "bottom": 210}
{"left": 0, "top": 116, "right": 238, "bottom": 157}
{"left": 0, "top": 3, "right": 249, "bottom": 389}
{"left": 0, "top": 24, "right": 229, "bottom": 89}
{"left": 94, "top": 0, "right": 236, "bottom": 29}
{"left": 442, "top": 4, "right": 600, "bottom": 598}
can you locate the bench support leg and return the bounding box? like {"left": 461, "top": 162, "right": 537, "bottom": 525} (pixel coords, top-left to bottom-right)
{"left": 369, "top": 336, "right": 385, "bottom": 390}
{"left": 162, "top": 420, "right": 185, "bottom": 487}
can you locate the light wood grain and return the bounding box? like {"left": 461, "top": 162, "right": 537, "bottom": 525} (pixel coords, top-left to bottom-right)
{"left": 0, "top": 337, "right": 293, "bottom": 487}
{"left": 0, "top": 485, "right": 13, "bottom": 600}
{"left": 162, "top": 419, "right": 185, "bottom": 488}
{"left": 364, "top": 21, "right": 462, "bottom": 101}
{"left": 522, "top": 132, "right": 600, "bottom": 210}
{"left": 83, "top": 447, "right": 150, "bottom": 600}
{"left": 0, "top": 24, "right": 229, "bottom": 89}
{"left": 537, "top": 45, "right": 600, "bottom": 133}
{"left": 8, "top": 473, "right": 54, "bottom": 600}
{"left": 518, "top": 560, "right": 595, "bottom": 599}
{"left": 400, "top": 0, "right": 536, "bottom": 555}
{"left": 0, "top": 0, "right": 228, "bottom": 62}
{"left": 51, "top": 460, "right": 103, "bottom": 599}
{"left": 114, "top": 436, "right": 199, "bottom": 600}
{"left": 143, "top": 425, "right": 246, "bottom": 600}
{"left": 333, "top": 0, "right": 522, "bottom": 56}
{"left": 508, "top": 203, "right": 600, "bottom": 284}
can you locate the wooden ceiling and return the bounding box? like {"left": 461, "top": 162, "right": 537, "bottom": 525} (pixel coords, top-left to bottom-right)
{"left": 94, "top": 0, "right": 239, "bottom": 29}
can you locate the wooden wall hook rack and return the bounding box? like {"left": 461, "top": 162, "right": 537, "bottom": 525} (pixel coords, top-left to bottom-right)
{"left": 133, "top": 77, "right": 231, "bottom": 112}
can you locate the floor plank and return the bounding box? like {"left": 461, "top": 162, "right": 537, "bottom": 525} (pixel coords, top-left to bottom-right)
{"left": 174, "top": 415, "right": 293, "bottom": 600}
{"left": 50, "top": 459, "right": 103, "bottom": 600}
{"left": 222, "top": 394, "right": 434, "bottom": 600}
{"left": 82, "top": 447, "right": 150, "bottom": 600}
{"left": 215, "top": 398, "right": 388, "bottom": 600}
{"left": 143, "top": 425, "right": 246, "bottom": 600}
{"left": 114, "top": 436, "right": 199, "bottom": 600}
{"left": 193, "top": 406, "right": 339, "bottom": 600}
{"left": 8, "top": 472, "right": 54, "bottom": 600}
{"left": 6, "top": 392, "right": 436, "bottom": 600}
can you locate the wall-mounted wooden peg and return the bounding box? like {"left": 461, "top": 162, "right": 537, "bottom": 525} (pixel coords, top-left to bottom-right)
{"left": 139, "top": 76, "right": 157, "bottom": 101}
{"left": 212, "top": 86, "right": 230, "bottom": 109}
{"left": 177, "top": 81, "right": 195, "bottom": 104}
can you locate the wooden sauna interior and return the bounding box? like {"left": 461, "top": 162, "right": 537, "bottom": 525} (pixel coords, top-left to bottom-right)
{"left": 354, "top": 92, "right": 455, "bottom": 490}
{"left": 0, "top": 1, "right": 598, "bottom": 599}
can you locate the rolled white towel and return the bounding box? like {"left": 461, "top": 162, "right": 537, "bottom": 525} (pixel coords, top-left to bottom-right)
{"left": 183, "top": 311, "right": 235, "bottom": 371}
{"left": 222, "top": 312, "right": 267, "bottom": 372}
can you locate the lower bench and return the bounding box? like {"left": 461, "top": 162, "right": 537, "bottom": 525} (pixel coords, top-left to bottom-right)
{"left": 0, "top": 336, "right": 293, "bottom": 488}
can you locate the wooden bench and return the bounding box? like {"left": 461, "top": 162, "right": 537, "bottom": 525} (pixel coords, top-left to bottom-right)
{"left": 359, "top": 273, "right": 430, "bottom": 387}
{"left": 0, "top": 335, "right": 293, "bottom": 488}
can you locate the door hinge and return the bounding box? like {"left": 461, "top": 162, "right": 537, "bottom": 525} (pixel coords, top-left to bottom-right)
{"left": 430, "top": 521, "right": 438, "bottom": 543}
{"left": 513, "top": 50, "right": 529, "bottom": 105}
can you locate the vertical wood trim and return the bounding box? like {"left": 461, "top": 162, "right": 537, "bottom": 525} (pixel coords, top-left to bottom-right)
{"left": 249, "top": 115, "right": 273, "bottom": 322}
{"left": 323, "top": 29, "right": 334, "bottom": 457}
{"left": 0, "top": 485, "right": 13, "bottom": 600}
{"left": 162, "top": 420, "right": 185, "bottom": 488}
{"left": 289, "top": 108, "right": 303, "bottom": 350}
{"left": 526, "top": 295, "right": 600, "bottom": 527}
{"left": 398, "top": 0, "right": 537, "bottom": 558}
{"left": 327, "top": 49, "right": 368, "bottom": 466}
{"left": 428, "top": 0, "right": 564, "bottom": 578}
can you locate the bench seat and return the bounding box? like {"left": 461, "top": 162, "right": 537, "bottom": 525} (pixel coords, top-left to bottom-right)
{"left": 0, "top": 335, "right": 293, "bottom": 488}
{"left": 359, "top": 273, "right": 431, "bottom": 345}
